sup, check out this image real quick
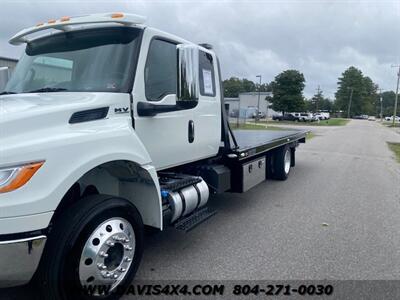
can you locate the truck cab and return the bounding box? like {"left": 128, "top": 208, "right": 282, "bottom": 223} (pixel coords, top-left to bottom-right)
{"left": 0, "top": 13, "right": 306, "bottom": 299}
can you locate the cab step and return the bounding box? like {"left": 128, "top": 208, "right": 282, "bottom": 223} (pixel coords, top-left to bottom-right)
{"left": 174, "top": 207, "right": 217, "bottom": 232}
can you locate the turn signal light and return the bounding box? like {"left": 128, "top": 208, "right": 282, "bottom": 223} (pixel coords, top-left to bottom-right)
{"left": 111, "top": 13, "right": 124, "bottom": 19}
{"left": 0, "top": 162, "right": 44, "bottom": 193}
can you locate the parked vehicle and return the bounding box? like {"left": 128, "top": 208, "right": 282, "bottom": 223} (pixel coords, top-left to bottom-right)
{"left": 247, "top": 107, "right": 266, "bottom": 119}
{"left": 368, "top": 116, "right": 376, "bottom": 121}
{"left": 314, "top": 112, "right": 330, "bottom": 120}
{"left": 319, "top": 112, "right": 330, "bottom": 120}
{"left": 313, "top": 113, "right": 325, "bottom": 120}
{"left": 272, "top": 113, "right": 299, "bottom": 121}
{"left": 230, "top": 109, "right": 239, "bottom": 118}
{"left": 257, "top": 111, "right": 266, "bottom": 119}
{"left": 385, "top": 116, "right": 400, "bottom": 122}
{"left": 0, "top": 13, "right": 307, "bottom": 299}
{"left": 298, "top": 113, "right": 315, "bottom": 122}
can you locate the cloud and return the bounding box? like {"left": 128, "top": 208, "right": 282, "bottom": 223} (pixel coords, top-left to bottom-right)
{"left": 0, "top": 0, "right": 399, "bottom": 98}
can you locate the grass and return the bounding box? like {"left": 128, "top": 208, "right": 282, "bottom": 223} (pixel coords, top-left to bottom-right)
{"left": 382, "top": 121, "right": 400, "bottom": 128}
{"left": 306, "top": 132, "right": 317, "bottom": 140}
{"left": 387, "top": 142, "right": 400, "bottom": 163}
{"left": 266, "top": 118, "right": 349, "bottom": 127}
{"left": 230, "top": 123, "right": 286, "bottom": 131}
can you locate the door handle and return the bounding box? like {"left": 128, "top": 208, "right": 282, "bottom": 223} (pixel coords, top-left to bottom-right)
{"left": 188, "top": 120, "right": 194, "bottom": 143}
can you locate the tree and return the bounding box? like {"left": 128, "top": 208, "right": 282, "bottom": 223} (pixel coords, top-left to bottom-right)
{"left": 304, "top": 96, "right": 333, "bottom": 113}
{"left": 223, "top": 77, "right": 247, "bottom": 97}
{"left": 223, "top": 77, "right": 270, "bottom": 97}
{"left": 320, "top": 98, "right": 333, "bottom": 112}
{"left": 362, "top": 76, "right": 379, "bottom": 115}
{"left": 311, "top": 89, "right": 324, "bottom": 111}
{"left": 380, "top": 91, "right": 396, "bottom": 116}
{"left": 334, "top": 66, "right": 378, "bottom": 116}
{"left": 270, "top": 70, "right": 306, "bottom": 114}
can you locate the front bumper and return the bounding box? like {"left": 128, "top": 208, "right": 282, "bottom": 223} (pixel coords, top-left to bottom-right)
{"left": 0, "top": 235, "right": 46, "bottom": 288}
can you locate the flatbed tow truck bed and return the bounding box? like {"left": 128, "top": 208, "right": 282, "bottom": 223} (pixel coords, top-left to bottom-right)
{"left": 231, "top": 129, "right": 307, "bottom": 160}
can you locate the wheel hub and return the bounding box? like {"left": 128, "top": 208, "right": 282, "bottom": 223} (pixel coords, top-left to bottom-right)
{"left": 284, "top": 149, "right": 291, "bottom": 174}
{"left": 79, "top": 217, "right": 135, "bottom": 292}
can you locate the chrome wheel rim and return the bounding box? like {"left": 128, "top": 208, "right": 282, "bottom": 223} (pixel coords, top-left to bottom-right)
{"left": 78, "top": 217, "right": 135, "bottom": 293}
{"left": 284, "top": 150, "right": 291, "bottom": 174}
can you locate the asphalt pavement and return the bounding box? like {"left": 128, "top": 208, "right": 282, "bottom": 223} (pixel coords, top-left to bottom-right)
{"left": 2, "top": 120, "right": 400, "bottom": 299}
{"left": 131, "top": 119, "right": 400, "bottom": 283}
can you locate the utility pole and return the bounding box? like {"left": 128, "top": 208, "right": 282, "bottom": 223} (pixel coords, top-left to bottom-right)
{"left": 378, "top": 88, "right": 383, "bottom": 122}
{"left": 315, "top": 85, "right": 321, "bottom": 112}
{"left": 256, "top": 75, "right": 262, "bottom": 124}
{"left": 391, "top": 65, "right": 400, "bottom": 127}
{"left": 236, "top": 97, "right": 241, "bottom": 128}
{"left": 347, "top": 87, "right": 354, "bottom": 119}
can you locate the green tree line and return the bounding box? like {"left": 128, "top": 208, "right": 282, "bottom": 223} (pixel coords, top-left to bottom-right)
{"left": 223, "top": 66, "right": 396, "bottom": 116}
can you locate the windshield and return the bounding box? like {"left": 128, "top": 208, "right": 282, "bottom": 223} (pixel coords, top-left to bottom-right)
{"left": 4, "top": 27, "right": 142, "bottom": 94}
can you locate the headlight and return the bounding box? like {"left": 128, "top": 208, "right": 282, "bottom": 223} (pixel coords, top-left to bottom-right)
{"left": 0, "top": 161, "right": 44, "bottom": 193}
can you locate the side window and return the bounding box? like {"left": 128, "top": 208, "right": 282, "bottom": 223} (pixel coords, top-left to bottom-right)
{"left": 199, "top": 51, "right": 216, "bottom": 97}
{"left": 145, "top": 39, "right": 177, "bottom": 101}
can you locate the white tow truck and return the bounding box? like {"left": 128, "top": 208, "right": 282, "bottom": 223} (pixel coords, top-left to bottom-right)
{"left": 0, "top": 13, "right": 307, "bottom": 299}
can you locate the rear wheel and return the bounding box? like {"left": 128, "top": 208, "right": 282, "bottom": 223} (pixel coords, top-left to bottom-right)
{"left": 272, "top": 145, "right": 292, "bottom": 180}
{"left": 34, "top": 194, "right": 144, "bottom": 300}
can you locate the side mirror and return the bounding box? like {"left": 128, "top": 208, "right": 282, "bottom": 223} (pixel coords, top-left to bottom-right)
{"left": 137, "top": 44, "right": 199, "bottom": 117}
{"left": 177, "top": 44, "right": 199, "bottom": 108}
{"left": 0, "top": 67, "right": 10, "bottom": 92}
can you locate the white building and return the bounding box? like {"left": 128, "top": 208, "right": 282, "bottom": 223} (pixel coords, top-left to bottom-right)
{"left": 225, "top": 92, "right": 279, "bottom": 118}
{"left": 0, "top": 56, "right": 18, "bottom": 72}
{"left": 0, "top": 56, "right": 18, "bottom": 90}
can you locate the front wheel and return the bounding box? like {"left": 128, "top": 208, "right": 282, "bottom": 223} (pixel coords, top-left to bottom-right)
{"left": 34, "top": 194, "right": 144, "bottom": 300}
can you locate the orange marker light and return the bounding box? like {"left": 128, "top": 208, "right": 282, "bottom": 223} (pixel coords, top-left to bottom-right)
{"left": 60, "top": 16, "right": 70, "bottom": 22}
{"left": 48, "top": 19, "right": 56, "bottom": 24}
{"left": 0, "top": 162, "right": 44, "bottom": 193}
{"left": 111, "top": 13, "right": 124, "bottom": 19}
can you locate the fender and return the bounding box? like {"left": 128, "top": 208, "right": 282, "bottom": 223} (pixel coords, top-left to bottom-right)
{"left": 0, "top": 111, "right": 163, "bottom": 230}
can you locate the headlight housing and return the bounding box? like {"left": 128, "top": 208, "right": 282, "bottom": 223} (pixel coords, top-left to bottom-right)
{"left": 0, "top": 161, "right": 44, "bottom": 193}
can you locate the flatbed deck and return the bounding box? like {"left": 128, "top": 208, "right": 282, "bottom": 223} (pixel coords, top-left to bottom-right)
{"left": 231, "top": 129, "right": 307, "bottom": 159}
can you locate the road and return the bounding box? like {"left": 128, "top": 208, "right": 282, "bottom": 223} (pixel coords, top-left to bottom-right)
{"left": 129, "top": 120, "right": 400, "bottom": 284}
{"left": 1, "top": 120, "right": 400, "bottom": 299}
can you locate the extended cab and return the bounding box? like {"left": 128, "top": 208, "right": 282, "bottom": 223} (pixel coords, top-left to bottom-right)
{"left": 0, "top": 13, "right": 306, "bottom": 299}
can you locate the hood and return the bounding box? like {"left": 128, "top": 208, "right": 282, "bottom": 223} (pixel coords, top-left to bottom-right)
{"left": 0, "top": 93, "right": 131, "bottom": 162}
{"left": 0, "top": 92, "right": 126, "bottom": 137}
{"left": 1, "top": 92, "right": 100, "bottom": 122}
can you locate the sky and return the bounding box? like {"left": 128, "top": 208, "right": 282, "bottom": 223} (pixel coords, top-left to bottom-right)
{"left": 0, "top": 0, "right": 399, "bottom": 98}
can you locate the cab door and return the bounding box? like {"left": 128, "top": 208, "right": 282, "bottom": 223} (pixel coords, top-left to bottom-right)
{"left": 133, "top": 36, "right": 196, "bottom": 170}
{"left": 192, "top": 50, "right": 221, "bottom": 160}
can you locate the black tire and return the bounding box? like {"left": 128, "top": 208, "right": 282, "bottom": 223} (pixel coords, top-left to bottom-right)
{"left": 34, "top": 194, "right": 144, "bottom": 300}
{"left": 272, "top": 145, "right": 292, "bottom": 180}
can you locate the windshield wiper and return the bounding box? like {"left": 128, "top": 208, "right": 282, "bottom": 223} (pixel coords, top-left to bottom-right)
{"left": 27, "top": 87, "right": 68, "bottom": 93}
{"left": 0, "top": 91, "right": 16, "bottom": 95}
